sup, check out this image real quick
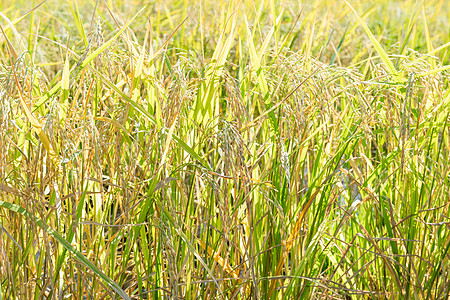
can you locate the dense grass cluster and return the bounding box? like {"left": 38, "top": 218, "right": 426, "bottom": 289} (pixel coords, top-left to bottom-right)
{"left": 1, "top": 0, "right": 449, "bottom": 299}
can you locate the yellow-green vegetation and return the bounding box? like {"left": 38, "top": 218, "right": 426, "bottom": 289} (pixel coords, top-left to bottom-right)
{"left": 1, "top": 0, "right": 449, "bottom": 298}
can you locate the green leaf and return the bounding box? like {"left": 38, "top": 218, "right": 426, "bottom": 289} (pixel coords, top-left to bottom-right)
{"left": 0, "top": 200, "right": 131, "bottom": 300}
{"left": 345, "top": 0, "right": 400, "bottom": 79}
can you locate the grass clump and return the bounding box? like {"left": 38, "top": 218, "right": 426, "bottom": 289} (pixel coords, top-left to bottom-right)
{"left": 0, "top": 0, "right": 449, "bottom": 299}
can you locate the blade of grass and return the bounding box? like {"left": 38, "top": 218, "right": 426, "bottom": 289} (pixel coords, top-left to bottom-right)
{"left": 87, "top": 65, "right": 211, "bottom": 170}
{"left": 0, "top": 200, "right": 131, "bottom": 300}
{"left": 345, "top": 0, "right": 399, "bottom": 79}
{"left": 33, "top": 4, "right": 149, "bottom": 111}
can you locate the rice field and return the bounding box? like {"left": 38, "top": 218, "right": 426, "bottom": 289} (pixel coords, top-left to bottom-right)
{"left": 0, "top": 0, "right": 449, "bottom": 299}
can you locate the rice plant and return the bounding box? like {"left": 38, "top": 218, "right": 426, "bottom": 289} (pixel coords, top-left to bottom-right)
{"left": 0, "top": 0, "right": 449, "bottom": 299}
